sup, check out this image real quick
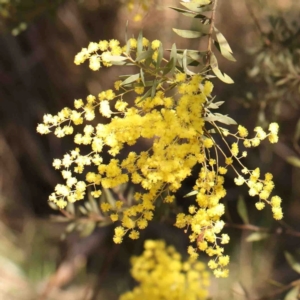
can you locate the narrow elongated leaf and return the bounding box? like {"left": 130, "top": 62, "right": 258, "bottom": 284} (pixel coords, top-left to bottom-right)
{"left": 198, "top": 23, "right": 211, "bottom": 34}
{"left": 213, "top": 27, "right": 234, "bottom": 60}
{"left": 246, "top": 232, "right": 270, "bottom": 242}
{"left": 212, "top": 67, "right": 234, "bottom": 84}
{"left": 151, "top": 79, "right": 158, "bottom": 98}
{"left": 79, "top": 206, "right": 88, "bottom": 215}
{"left": 140, "top": 68, "right": 145, "bottom": 86}
{"left": 169, "top": 6, "right": 195, "bottom": 14}
{"left": 293, "top": 119, "right": 300, "bottom": 144}
{"left": 169, "top": 6, "right": 209, "bottom": 19}
{"left": 182, "top": 49, "right": 195, "bottom": 75}
{"left": 214, "top": 27, "right": 233, "bottom": 53}
{"left": 126, "top": 39, "right": 131, "bottom": 55}
{"left": 67, "top": 202, "right": 75, "bottom": 215}
{"left": 162, "top": 57, "right": 174, "bottom": 75}
{"left": 108, "top": 55, "right": 128, "bottom": 66}
{"left": 138, "top": 88, "right": 152, "bottom": 102}
{"left": 156, "top": 43, "right": 163, "bottom": 69}
{"left": 237, "top": 196, "right": 249, "bottom": 224}
{"left": 103, "top": 188, "right": 116, "bottom": 208}
{"left": 180, "top": 2, "right": 212, "bottom": 13}
{"left": 209, "top": 53, "right": 218, "bottom": 69}
{"left": 286, "top": 156, "right": 300, "bottom": 168}
{"left": 204, "top": 113, "right": 237, "bottom": 125}
{"left": 189, "top": 51, "right": 207, "bottom": 61}
{"left": 184, "top": 190, "right": 198, "bottom": 198}
{"left": 214, "top": 113, "right": 237, "bottom": 125}
{"left": 137, "top": 31, "right": 143, "bottom": 55}
{"left": 285, "top": 252, "right": 300, "bottom": 274}
{"left": 170, "top": 43, "right": 177, "bottom": 63}
{"left": 66, "top": 222, "right": 76, "bottom": 233}
{"left": 88, "top": 191, "right": 100, "bottom": 213}
{"left": 214, "top": 40, "right": 236, "bottom": 62}
{"left": 173, "top": 28, "right": 203, "bottom": 38}
{"left": 80, "top": 222, "right": 96, "bottom": 237}
{"left": 135, "top": 49, "right": 153, "bottom": 62}
{"left": 207, "top": 101, "right": 224, "bottom": 109}
{"left": 284, "top": 286, "right": 300, "bottom": 300}
{"left": 121, "top": 73, "right": 140, "bottom": 86}
{"left": 108, "top": 55, "right": 127, "bottom": 62}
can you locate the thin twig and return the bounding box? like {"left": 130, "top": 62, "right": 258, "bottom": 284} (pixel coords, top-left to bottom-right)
{"left": 244, "top": 0, "right": 271, "bottom": 46}
{"left": 225, "top": 222, "right": 300, "bottom": 238}
{"left": 207, "top": 0, "right": 218, "bottom": 53}
{"left": 254, "top": 278, "right": 300, "bottom": 300}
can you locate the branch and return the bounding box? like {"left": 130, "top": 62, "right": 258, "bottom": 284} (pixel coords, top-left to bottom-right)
{"left": 225, "top": 222, "right": 300, "bottom": 238}
{"left": 207, "top": 0, "right": 218, "bottom": 53}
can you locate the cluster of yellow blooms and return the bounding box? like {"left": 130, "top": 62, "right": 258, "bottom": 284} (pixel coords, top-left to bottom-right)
{"left": 123, "top": 0, "right": 154, "bottom": 22}
{"left": 119, "top": 240, "right": 210, "bottom": 300}
{"left": 37, "top": 37, "right": 282, "bottom": 277}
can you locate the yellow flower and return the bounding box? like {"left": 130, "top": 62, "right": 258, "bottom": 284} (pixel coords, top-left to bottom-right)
{"left": 255, "top": 202, "right": 265, "bottom": 210}
{"left": 238, "top": 125, "right": 248, "bottom": 137}
{"left": 151, "top": 39, "right": 161, "bottom": 50}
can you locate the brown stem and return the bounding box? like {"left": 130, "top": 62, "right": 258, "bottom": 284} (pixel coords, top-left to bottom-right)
{"left": 207, "top": 0, "right": 218, "bottom": 53}
{"left": 254, "top": 278, "right": 300, "bottom": 300}
{"left": 225, "top": 222, "right": 300, "bottom": 238}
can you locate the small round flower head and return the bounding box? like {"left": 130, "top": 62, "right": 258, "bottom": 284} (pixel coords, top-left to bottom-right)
{"left": 255, "top": 202, "right": 265, "bottom": 210}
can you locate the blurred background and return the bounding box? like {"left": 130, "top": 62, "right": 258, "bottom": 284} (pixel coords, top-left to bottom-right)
{"left": 0, "top": 0, "right": 300, "bottom": 299}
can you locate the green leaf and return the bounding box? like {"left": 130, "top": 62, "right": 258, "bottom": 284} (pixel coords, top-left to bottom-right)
{"left": 67, "top": 202, "right": 75, "bottom": 216}
{"left": 207, "top": 101, "right": 224, "bottom": 109}
{"left": 140, "top": 68, "right": 145, "bottom": 86}
{"left": 246, "top": 232, "right": 270, "bottom": 242}
{"left": 88, "top": 190, "right": 100, "bottom": 213}
{"left": 286, "top": 156, "right": 300, "bottom": 168}
{"left": 66, "top": 222, "right": 76, "bottom": 233}
{"left": 80, "top": 222, "right": 96, "bottom": 237}
{"left": 156, "top": 42, "right": 163, "bottom": 69}
{"left": 294, "top": 119, "right": 300, "bottom": 144}
{"left": 169, "top": 6, "right": 209, "bottom": 19}
{"left": 209, "top": 53, "right": 234, "bottom": 83}
{"left": 135, "top": 49, "right": 153, "bottom": 62}
{"left": 79, "top": 206, "right": 88, "bottom": 215}
{"left": 209, "top": 53, "right": 218, "bottom": 69}
{"left": 109, "top": 55, "right": 128, "bottom": 65}
{"left": 162, "top": 57, "right": 174, "bottom": 75}
{"left": 138, "top": 88, "right": 152, "bottom": 103}
{"left": 214, "top": 40, "right": 236, "bottom": 62}
{"left": 151, "top": 79, "right": 158, "bottom": 98}
{"left": 180, "top": 1, "right": 212, "bottom": 13}
{"left": 285, "top": 252, "right": 300, "bottom": 274}
{"left": 173, "top": 28, "right": 204, "bottom": 39}
{"left": 108, "top": 55, "right": 127, "bottom": 62}
{"left": 126, "top": 38, "right": 131, "bottom": 55}
{"left": 137, "top": 31, "right": 143, "bottom": 55}
{"left": 214, "top": 27, "right": 234, "bottom": 53}
{"left": 212, "top": 67, "right": 234, "bottom": 84}
{"left": 121, "top": 73, "right": 140, "bottom": 86}
{"left": 237, "top": 196, "right": 249, "bottom": 224}
{"left": 48, "top": 201, "right": 59, "bottom": 210}
{"left": 188, "top": 50, "right": 207, "bottom": 61}
{"left": 184, "top": 190, "right": 198, "bottom": 198}
{"left": 103, "top": 188, "right": 116, "bottom": 209}
{"left": 284, "top": 286, "right": 300, "bottom": 300}
{"left": 182, "top": 49, "right": 195, "bottom": 75}
{"left": 204, "top": 113, "right": 237, "bottom": 125}
{"left": 170, "top": 43, "right": 177, "bottom": 73}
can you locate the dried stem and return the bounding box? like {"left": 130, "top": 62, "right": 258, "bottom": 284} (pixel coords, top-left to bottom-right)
{"left": 207, "top": 0, "right": 218, "bottom": 53}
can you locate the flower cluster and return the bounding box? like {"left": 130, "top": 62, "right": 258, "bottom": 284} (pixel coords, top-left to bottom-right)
{"left": 119, "top": 240, "right": 210, "bottom": 300}
{"left": 74, "top": 39, "right": 123, "bottom": 70}
{"left": 124, "top": 0, "right": 154, "bottom": 22}
{"left": 37, "top": 37, "right": 283, "bottom": 277}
